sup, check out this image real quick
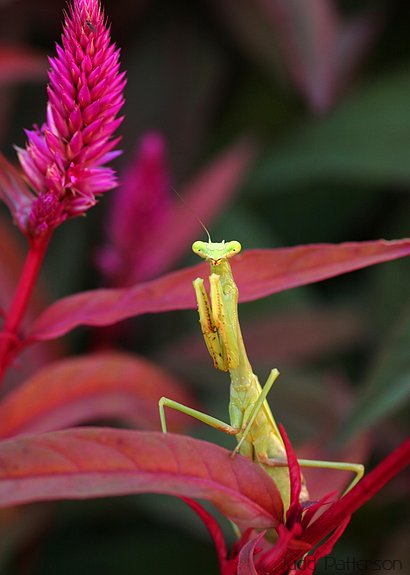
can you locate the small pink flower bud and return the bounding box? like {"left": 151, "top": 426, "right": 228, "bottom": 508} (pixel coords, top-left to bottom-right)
{"left": 97, "top": 132, "right": 170, "bottom": 285}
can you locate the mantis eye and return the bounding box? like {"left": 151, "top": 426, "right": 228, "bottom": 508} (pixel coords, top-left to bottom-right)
{"left": 227, "top": 241, "right": 242, "bottom": 256}
{"left": 192, "top": 241, "right": 204, "bottom": 254}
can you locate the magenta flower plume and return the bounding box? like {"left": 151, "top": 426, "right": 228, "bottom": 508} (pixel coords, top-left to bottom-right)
{"left": 17, "top": 0, "right": 125, "bottom": 238}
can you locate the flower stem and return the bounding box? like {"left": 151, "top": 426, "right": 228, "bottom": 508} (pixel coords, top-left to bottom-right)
{"left": 0, "top": 233, "right": 51, "bottom": 382}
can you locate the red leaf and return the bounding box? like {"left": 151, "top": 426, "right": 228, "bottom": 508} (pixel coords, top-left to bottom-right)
{"left": 294, "top": 517, "right": 350, "bottom": 574}
{"left": 237, "top": 531, "right": 264, "bottom": 575}
{"left": 256, "top": 523, "right": 308, "bottom": 574}
{"left": 303, "top": 437, "right": 410, "bottom": 544}
{"left": 278, "top": 437, "right": 410, "bottom": 570}
{"left": 164, "top": 308, "right": 365, "bottom": 368}
{"left": 232, "top": 240, "right": 410, "bottom": 302}
{"left": 28, "top": 239, "right": 410, "bottom": 342}
{"left": 0, "top": 352, "right": 194, "bottom": 438}
{"left": 28, "top": 262, "right": 201, "bottom": 340}
{"left": 0, "top": 428, "right": 283, "bottom": 529}
{"left": 182, "top": 498, "right": 231, "bottom": 574}
{"left": 280, "top": 424, "right": 302, "bottom": 528}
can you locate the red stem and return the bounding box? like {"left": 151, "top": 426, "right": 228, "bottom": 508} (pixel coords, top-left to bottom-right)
{"left": 0, "top": 234, "right": 51, "bottom": 382}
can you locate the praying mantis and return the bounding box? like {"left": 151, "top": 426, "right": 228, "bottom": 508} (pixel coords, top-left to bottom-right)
{"left": 159, "top": 239, "right": 364, "bottom": 513}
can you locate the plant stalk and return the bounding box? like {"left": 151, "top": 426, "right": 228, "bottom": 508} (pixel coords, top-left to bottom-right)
{"left": 0, "top": 233, "right": 51, "bottom": 382}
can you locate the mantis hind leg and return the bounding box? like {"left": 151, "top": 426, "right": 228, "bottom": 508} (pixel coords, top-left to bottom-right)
{"left": 159, "top": 396, "right": 238, "bottom": 435}
{"left": 298, "top": 458, "right": 364, "bottom": 494}
{"left": 265, "top": 456, "right": 364, "bottom": 495}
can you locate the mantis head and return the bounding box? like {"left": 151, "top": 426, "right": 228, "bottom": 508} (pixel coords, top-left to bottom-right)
{"left": 192, "top": 240, "right": 242, "bottom": 264}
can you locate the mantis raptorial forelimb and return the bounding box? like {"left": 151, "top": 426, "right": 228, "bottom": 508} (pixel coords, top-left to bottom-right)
{"left": 159, "top": 239, "right": 364, "bottom": 512}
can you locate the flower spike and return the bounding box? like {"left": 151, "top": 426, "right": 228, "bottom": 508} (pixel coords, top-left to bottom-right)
{"left": 17, "top": 0, "right": 125, "bottom": 238}
{"left": 97, "top": 132, "right": 170, "bottom": 286}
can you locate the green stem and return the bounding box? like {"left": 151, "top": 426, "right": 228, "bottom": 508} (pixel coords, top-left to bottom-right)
{"left": 0, "top": 233, "right": 51, "bottom": 382}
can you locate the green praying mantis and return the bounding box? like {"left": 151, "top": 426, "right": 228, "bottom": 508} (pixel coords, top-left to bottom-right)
{"left": 159, "top": 239, "right": 364, "bottom": 513}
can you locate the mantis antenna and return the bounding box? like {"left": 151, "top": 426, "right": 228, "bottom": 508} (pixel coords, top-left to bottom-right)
{"left": 170, "top": 185, "right": 212, "bottom": 243}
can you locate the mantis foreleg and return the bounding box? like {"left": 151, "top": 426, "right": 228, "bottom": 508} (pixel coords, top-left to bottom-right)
{"left": 193, "top": 278, "right": 227, "bottom": 371}
{"left": 209, "top": 273, "right": 240, "bottom": 369}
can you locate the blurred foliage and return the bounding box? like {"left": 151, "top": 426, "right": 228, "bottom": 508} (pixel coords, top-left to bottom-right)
{"left": 0, "top": 0, "right": 409, "bottom": 573}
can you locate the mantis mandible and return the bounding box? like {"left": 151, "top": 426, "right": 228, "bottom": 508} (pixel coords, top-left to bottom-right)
{"left": 159, "top": 240, "right": 364, "bottom": 513}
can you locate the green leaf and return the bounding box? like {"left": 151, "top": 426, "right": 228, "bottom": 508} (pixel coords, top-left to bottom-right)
{"left": 253, "top": 65, "right": 410, "bottom": 192}
{"left": 340, "top": 302, "right": 410, "bottom": 441}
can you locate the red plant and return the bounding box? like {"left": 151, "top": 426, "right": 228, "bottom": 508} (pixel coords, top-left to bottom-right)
{"left": 0, "top": 1, "right": 408, "bottom": 573}
{"left": 0, "top": 0, "right": 125, "bottom": 379}
{"left": 184, "top": 429, "right": 410, "bottom": 574}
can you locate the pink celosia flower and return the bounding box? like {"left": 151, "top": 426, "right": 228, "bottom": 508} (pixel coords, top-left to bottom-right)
{"left": 17, "top": 0, "right": 125, "bottom": 238}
